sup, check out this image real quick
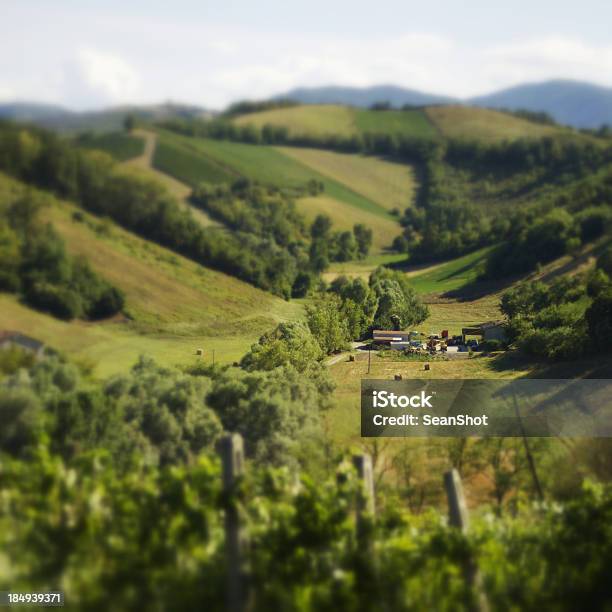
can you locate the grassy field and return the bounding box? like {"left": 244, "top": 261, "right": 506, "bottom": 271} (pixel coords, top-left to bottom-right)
{"left": 233, "top": 105, "right": 357, "bottom": 136}
{"left": 122, "top": 131, "right": 218, "bottom": 227}
{"left": 353, "top": 108, "right": 438, "bottom": 139}
{"left": 277, "top": 147, "right": 416, "bottom": 212}
{"left": 0, "top": 174, "right": 304, "bottom": 376}
{"left": 425, "top": 106, "right": 563, "bottom": 142}
{"left": 406, "top": 246, "right": 495, "bottom": 294}
{"left": 153, "top": 137, "right": 236, "bottom": 186}
{"left": 154, "top": 130, "right": 404, "bottom": 252}
{"left": 295, "top": 195, "right": 402, "bottom": 252}
{"left": 76, "top": 132, "right": 145, "bottom": 161}
{"left": 233, "top": 105, "right": 439, "bottom": 139}
{"left": 323, "top": 253, "right": 407, "bottom": 282}
{"left": 326, "top": 351, "right": 528, "bottom": 445}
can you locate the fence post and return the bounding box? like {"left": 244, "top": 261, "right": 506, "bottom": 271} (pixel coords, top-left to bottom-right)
{"left": 444, "top": 469, "right": 489, "bottom": 612}
{"left": 217, "top": 433, "right": 249, "bottom": 612}
{"left": 352, "top": 454, "right": 375, "bottom": 517}
{"left": 444, "top": 469, "right": 470, "bottom": 530}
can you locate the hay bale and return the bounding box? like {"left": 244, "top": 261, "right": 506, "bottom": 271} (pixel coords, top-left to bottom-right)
{"left": 424, "top": 363, "right": 430, "bottom": 371}
{"left": 394, "top": 374, "right": 403, "bottom": 381}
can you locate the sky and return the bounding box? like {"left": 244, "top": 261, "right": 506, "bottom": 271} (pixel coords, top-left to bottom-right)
{"left": 2, "top": 0, "right": 612, "bottom": 110}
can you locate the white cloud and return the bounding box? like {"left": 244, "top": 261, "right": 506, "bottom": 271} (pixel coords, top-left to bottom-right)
{"left": 79, "top": 48, "right": 141, "bottom": 101}
{"left": 61, "top": 48, "right": 143, "bottom": 107}
{"left": 0, "top": 84, "right": 17, "bottom": 102}
{"left": 479, "top": 37, "right": 612, "bottom": 91}
{"left": 204, "top": 32, "right": 457, "bottom": 105}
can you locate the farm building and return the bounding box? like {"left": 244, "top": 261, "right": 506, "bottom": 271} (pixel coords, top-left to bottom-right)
{"left": 461, "top": 321, "right": 507, "bottom": 344}
{"left": 372, "top": 330, "right": 412, "bottom": 344}
{"left": 0, "top": 331, "right": 46, "bottom": 359}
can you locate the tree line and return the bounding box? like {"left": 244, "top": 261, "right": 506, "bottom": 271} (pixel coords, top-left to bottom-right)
{"left": 500, "top": 246, "right": 612, "bottom": 360}
{"left": 0, "top": 191, "right": 124, "bottom": 320}
{"left": 191, "top": 180, "right": 373, "bottom": 296}
{"left": 0, "top": 122, "right": 366, "bottom": 299}
{"left": 160, "top": 116, "right": 612, "bottom": 276}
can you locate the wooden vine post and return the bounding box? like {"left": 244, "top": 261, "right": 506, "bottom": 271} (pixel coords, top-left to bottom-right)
{"left": 217, "top": 433, "right": 250, "bottom": 612}
{"left": 444, "top": 469, "right": 489, "bottom": 612}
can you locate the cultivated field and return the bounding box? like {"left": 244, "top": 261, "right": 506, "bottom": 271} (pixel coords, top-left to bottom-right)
{"left": 233, "top": 104, "right": 438, "bottom": 139}
{"left": 123, "top": 130, "right": 218, "bottom": 227}
{"left": 233, "top": 105, "right": 357, "bottom": 136}
{"left": 277, "top": 147, "right": 417, "bottom": 212}
{"left": 425, "top": 106, "right": 561, "bottom": 142}
{"left": 153, "top": 130, "right": 406, "bottom": 252}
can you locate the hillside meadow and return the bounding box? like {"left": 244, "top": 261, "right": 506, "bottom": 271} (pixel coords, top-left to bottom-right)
{"left": 425, "top": 105, "right": 569, "bottom": 142}
{"left": 0, "top": 172, "right": 304, "bottom": 376}
{"left": 150, "top": 128, "right": 408, "bottom": 253}
{"left": 233, "top": 104, "right": 438, "bottom": 139}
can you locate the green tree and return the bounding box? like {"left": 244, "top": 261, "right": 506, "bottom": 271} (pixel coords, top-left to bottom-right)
{"left": 370, "top": 267, "right": 429, "bottom": 330}
{"left": 123, "top": 114, "right": 136, "bottom": 132}
{"left": 241, "top": 321, "right": 323, "bottom": 372}
{"left": 585, "top": 289, "right": 612, "bottom": 352}
{"left": 306, "top": 294, "right": 350, "bottom": 354}
{"left": 353, "top": 223, "right": 373, "bottom": 258}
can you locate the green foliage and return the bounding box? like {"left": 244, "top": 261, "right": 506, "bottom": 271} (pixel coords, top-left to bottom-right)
{"left": 241, "top": 321, "right": 324, "bottom": 372}
{"left": 0, "top": 193, "right": 124, "bottom": 320}
{"left": 206, "top": 365, "right": 332, "bottom": 466}
{"left": 486, "top": 209, "right": 580, "bottom": 277}
{"left": 223, "top": 98, "right": 299, "bottom": 117}
{"left": 585, "top": 288, "right": 612, "bottom": 352}
{"left": 370, "top": 267, "right": 429, "bottom": 330}
{"left": 193, "top": 181, "right": 307, "bottom": 246}
{"left": 75, "top": 132, "right": 144, "bottom": 161}
{"left": 306, "top": 214, "right": 373, "bottom": 266}
{"left": 306, "top": 294, "right": 351, "bottom": 354}
{"left": 0, "top": 122, "right": 320, "bottom": 298}
{"left": 153, "top": 138, "right": 234, "bottom": 186}
{"left": 501, "top": 277, "right": 595, "bottom": 359}
{"left": 1, "top": 444, "right": 610, "bottom": 611}
{"left": 597, "top": 246, "right": 612, "bottom": 276}
{"left": 329, "top": 276, "right": 379, "bottom": 339}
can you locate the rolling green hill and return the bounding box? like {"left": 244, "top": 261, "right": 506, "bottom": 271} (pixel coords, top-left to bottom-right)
{"left": 425, "top": 105, "right": 565, "bottom": 142}
{"left": 231, "top": 102, "right": 594, "bottom": 144}
{"left": 233, "top": 104, "right": 438, "bottom": 139}
{"left": 152, "top": 128, "right": 409, "bottom": 252}
{"left": 75, "top": 132, "right": 145, "bottom": 161}
{"left": 0, "top": 172, "right": 303, "bottom": 377}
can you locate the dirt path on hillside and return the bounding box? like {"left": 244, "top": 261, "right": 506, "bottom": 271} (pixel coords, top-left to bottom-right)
{"left": 124, "top": 129, "right": 218, "bottom": 228}
{"left": 326, "top": 342, "right": 364, "bottom": 366}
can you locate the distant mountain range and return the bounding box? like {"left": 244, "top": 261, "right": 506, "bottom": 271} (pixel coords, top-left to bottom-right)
{"left": 275, "top": 85, "right": 456, "bottom": 108}
{"left": 2, "top": 80, "right": 612, "bottom": 130}
{"left": 0, "top": 102, "right": 211, "bottom": 133}
{"left": 278, "top": 80, "right": 612, "bottom": 129}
